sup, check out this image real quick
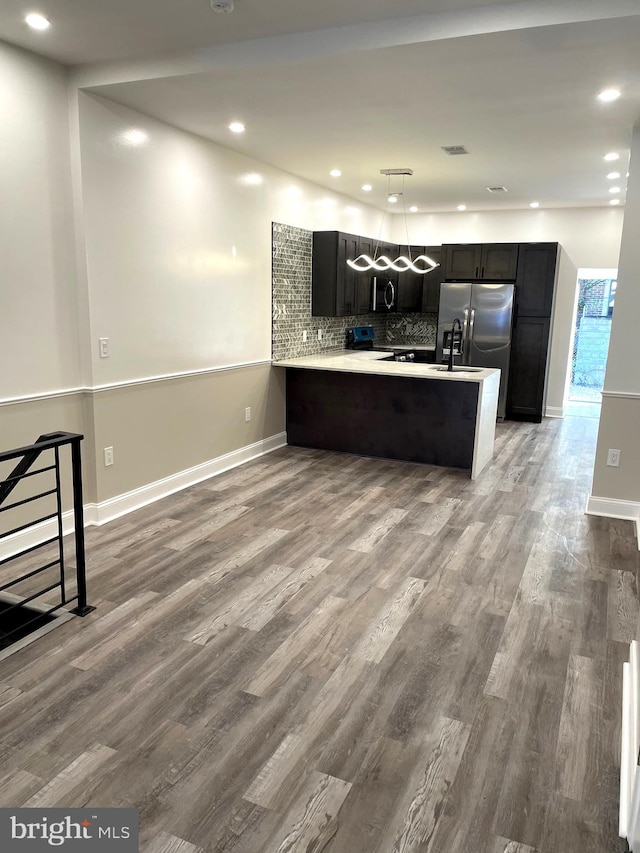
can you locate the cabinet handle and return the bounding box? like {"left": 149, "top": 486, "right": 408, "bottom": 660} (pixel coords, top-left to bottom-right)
{"left": 475, "top": 267, "right": 479, "bottom": 278}
{"left": 481, "top": 266, "right": 485, "bottom": 277}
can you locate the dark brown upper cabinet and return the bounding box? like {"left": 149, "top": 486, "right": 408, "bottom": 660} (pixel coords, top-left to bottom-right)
{"left": 312, "top": 231, "right": 371, "bottom": 317}
{"left": 396, "top": 245, "right": 444, "bottom": 314}
{"left": 443, "top": 243, "right": 519, "bottom": 281}
{"left": 513, "top": 242, "right": 559, "bottom": 317}
{"left": 397, "top": 245, "right": 425, "bottom": 313}
{"left": 312, "top": 231, "right": 446, "bottom": 317}
{"left": 422, "top": 247, "right": 444, "bottom": 314}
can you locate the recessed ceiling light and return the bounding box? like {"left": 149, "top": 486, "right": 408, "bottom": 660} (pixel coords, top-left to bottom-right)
{"left": 606, "top": 171, "right": 621, "bottom": 180}
{"left": 388, "top": 195, "right": 398, "bottom": 204}
{"left": 529, "top": 202, "right": 540, "bottom": 208}
{"left": 457, "top": 204, "right": 466, "bottom": 211}
{"left": 610, "top": 198, "right": 621, "bottom": 205}
{"left": 598, "top": 88, "right": 621, "bottom": 102}
{"left": 121, "top": 129, "right": 149, "bottom": 147}
{"left": 609, "top": 186, "right": 621, "bottom": 194}
{"left": 604, "top": 152, "right": 620, "bottom": 161}
{"left": 25, "top": 12, "right": 50, "bottom": 30}
{"left": 228, "top": 122, "right": 245, "bottom": 134}
{"left": 362, "top": 184, "right": 372, "bottom": 192}
{"left": 240, "top": 172, "right": 263, "bottom": 186}
{"left": 329, "top": 169, "right": 341, "bottom": 178}
{"left": 409, "top": 206, "right": 418, "bottom": 213}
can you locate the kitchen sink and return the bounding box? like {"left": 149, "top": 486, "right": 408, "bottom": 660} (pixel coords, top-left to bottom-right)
{"left": 430, "top": 366, "right": 484, "bottom": 373}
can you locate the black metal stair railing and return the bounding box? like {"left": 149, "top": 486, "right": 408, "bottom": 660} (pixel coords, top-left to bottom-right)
{"left": 0, "top": 432, "right": 94, "bottom": 650}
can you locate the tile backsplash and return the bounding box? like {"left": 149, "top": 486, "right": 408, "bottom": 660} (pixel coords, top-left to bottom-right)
{"left": 272, "top": 222, "right": 437, "bottom": 360}
{"left": 385, "top": 314, "right": 437, "bottom": 346}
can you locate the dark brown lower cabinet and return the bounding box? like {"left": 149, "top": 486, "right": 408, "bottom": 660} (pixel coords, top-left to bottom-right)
{"left": 506, "top": 316, "right": 551, "bottom": 422}
{"left": 286, "top": 368, "right": 478, "bottom": 470}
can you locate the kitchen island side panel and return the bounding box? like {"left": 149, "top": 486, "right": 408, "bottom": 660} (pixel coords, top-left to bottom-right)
{"left": 285, "top": 368, "right": 478, "bottom": 470}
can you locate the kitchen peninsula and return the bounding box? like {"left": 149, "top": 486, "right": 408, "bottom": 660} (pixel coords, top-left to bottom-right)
{"left": 274, "top": 352, "right": 500, "bottom": 479}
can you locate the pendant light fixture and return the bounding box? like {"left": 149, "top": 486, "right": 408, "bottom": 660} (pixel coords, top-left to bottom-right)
{"left": 347, "top": 169, "right": 439, "bottom": 275}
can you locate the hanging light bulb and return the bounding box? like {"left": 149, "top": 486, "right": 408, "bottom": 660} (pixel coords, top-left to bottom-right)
{"left": 346, "top": 169, "right": 440, "bottom": 275}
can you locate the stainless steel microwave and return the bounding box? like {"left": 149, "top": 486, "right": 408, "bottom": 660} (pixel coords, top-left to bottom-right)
{"left": 371, "top": 277, "right": 396, "bottom": 312}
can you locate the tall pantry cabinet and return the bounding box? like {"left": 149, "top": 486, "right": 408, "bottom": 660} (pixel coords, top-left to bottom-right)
{"left": 506, "top": 243, "right": 560, "bottom": 422}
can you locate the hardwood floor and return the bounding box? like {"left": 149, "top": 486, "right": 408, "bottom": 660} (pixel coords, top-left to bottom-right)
{"left": 0, "top": 414, "right": 637, "bottom": 852}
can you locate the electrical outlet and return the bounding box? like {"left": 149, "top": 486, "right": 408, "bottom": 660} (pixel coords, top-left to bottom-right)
{"left": 245, "top": 407, "right": 251, "bottom": 422}
{"left": 302, "top": 330, "right": 308, "bottom": 343}
{"left": 104, "top": 446, "right": 114, "bottom": 466}
{"left": 607, "top": 448, "right": 621, "bottom": 467}
{"left": 317, "top": 329, "right": 323, "bottom": 341}
{"left": 99, "top": 337, "right": 110, "bottom": 358}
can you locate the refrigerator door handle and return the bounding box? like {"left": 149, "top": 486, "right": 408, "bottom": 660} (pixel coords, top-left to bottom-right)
{"left": 462, "top": 308, "right": 469, "bottom": 359}
{"left": 466, "top": 308, "right": 475, "bottom": 365}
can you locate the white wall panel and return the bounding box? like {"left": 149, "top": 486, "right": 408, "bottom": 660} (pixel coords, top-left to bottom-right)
{"left": 592, "top": 122, "right": 640, "bottom": 507}
{"left": 0, "top": 42, "right": 81, "bottom": 401}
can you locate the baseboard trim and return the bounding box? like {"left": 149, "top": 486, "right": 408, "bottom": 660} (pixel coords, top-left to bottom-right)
{"left": 545, "top": 405, "right": 564, "bottom": 418}
{"left": 93, "top": 432, "right": 287, "bottom": 526}
{"left": 586, "top": 494, "right": 640, "bottom": 524}
{"left": 0, "top": 432, "right": 287, "bottom": 559}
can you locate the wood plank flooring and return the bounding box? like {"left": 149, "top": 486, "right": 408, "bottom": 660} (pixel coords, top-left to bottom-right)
{"left": 0, "top": 414, "right": 637, "bottom": 852}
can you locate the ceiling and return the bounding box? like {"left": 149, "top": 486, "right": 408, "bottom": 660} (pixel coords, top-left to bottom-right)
{"left": 2, "top": 0, "right": 640, "bottom": 213}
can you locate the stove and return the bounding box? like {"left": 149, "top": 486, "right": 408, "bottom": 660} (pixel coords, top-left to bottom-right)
{"left": 346, "top": 326, "right": 416, "bottom": 362}
{"left": 346, "top": 325, "right": 377, "bottom": 350}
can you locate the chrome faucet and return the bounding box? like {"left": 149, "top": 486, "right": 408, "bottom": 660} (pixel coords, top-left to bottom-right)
{"left": 447, "top": 318, "right": 462, "bottom": 371}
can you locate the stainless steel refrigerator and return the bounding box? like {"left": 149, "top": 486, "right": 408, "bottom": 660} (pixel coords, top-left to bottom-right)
{"left": 436, "top": 282, "right": 515, "bottom": 419}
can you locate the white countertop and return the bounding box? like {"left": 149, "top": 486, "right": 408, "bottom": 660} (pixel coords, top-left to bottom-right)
{"left": 273, "top": 351, "right": 500, "bottom": 383}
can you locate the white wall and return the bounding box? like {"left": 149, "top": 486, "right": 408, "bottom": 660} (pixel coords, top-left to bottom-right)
{"left": 392, "top": 208, "right": 623, "bottom": 411}
{"left": 0, "top": 41, "right": 81, "bottom": 402}
{"left": 78, "top": 93, "right": 387, "bottom": 387}
{"left": 590, "top": 122, "right": 640, "bottom": 512}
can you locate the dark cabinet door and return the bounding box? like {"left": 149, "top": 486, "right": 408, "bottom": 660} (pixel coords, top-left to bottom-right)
{"left": 381, "top": 241, "right": 399, "bottom": 289}
{"left": 506, "top": 315, "right": 551, "bottom": 422}
{"left": 397, "top": 244, "right": 425, "bottom": 313}
{"left": 515, "top": 243, "right": 559, "bottom": 317}
{"left": 354, "top": 236, "right": 374, "bottom": 315}
{"left": 375, "top": 242, "right": 398, "bottom": 312}
{"left": 312, "top": 231, "right": 361, "bottom": 316}
{"left": 443, "top": 243, "right": 519, "bottom": 281}
{"left": 421, "top": 247, "right": 444, "bottom": 313}
{"left": 312, "top": 231, "right": 339, "bottom": 316}
{"left": 443, "top": 244, "right": 482, "bottom": 280}
{"left": 480, "top": 243, "right": 519, "bottom": 280}
{"left": 340, "top": 233, "right": 359, "bottom": 316}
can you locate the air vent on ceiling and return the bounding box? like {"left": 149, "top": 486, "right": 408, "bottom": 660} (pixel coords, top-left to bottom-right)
{"left": 486, "top": 186, "right": 508, "bottom": 193}
{"left": 441, "top": 145, "right": 468, "bottom": 156}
